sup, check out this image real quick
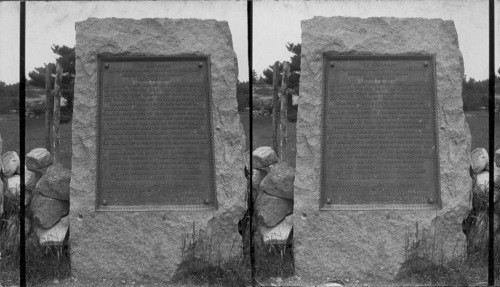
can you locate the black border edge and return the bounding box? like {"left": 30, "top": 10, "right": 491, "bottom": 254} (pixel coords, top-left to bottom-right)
{"left": 488, "top": 0, "right": 495, "bottom": 284}
{"left": 19, "top": 1, "right": 26, "bottom": 286}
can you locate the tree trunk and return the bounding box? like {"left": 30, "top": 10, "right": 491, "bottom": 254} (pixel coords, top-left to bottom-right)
{"left": 272, "top": 61, "right": 280, "bottom": 155}
{"left": 52, "top": 62, "right": 63, "bottom": 163}
{"left": 45, "top": 64, "right": 54, "bottom": 153}
{"left": 279, "top": 62, "right": 290, "bottom": 161}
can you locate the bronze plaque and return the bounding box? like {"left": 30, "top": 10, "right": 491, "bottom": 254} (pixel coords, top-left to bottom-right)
{"left": 321, "top": 55, "right": 439, "bottom": 209}
{"left": 97, "top": 57, "right": 216, "bottom": 211}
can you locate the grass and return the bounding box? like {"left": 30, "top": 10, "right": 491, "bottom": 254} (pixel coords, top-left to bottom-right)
{"left": 24, "top": 236, "right": 71, "bottom": 286}
{"left": 171, "top": 221, "right": 293, "bottom": 286}
{"left": 395, "top": 221, "right": 487, "bottom": 286}
{"left": 0, "top": 181, "right": 21, "bottom": 286}
{"left": 0, "top": 113, "right": 20, "bottom": 154}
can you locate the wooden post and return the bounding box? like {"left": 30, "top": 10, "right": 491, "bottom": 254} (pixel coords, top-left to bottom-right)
{"left": 279, "top": 61, "right": 290, "bottom": 161}
{"left": 52, "top": 62, "right": 63, "bottom": 162}
{"left": 45, "top": 64, "right": 54, "bottom": 153}
{"left": 272, "top": 61, "right": 280, "bottom": 155}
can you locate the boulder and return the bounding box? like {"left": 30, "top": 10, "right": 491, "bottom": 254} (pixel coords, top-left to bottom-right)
{"left": 473, "top": 171, "right": 500, "bottom": 208}
{"left": 6, "top": 175, "right": 20, "bottom": 197}
{"left": 25, "top": 190, "right": 33, "bottom": 206}
{"left": 260, "top": 161, "right": 295, "bottom": 199}
{"left": 30, "top": 194, "right": 69, "bottom": 228}
{"left": 253, "top": 146, "right": 278, "bottom": 169}
{"left": 26, "top": 148, "right": 53, "bottom": 171}
{"left": 258, "top": 214, "right": 293, "bottom": 245}
{"left": 252, "top": 169, "right": 267, "bottom": 190}
{"left": 1, "top": 151, "right": 20, "bottom": 177}
{"left": 495, "top": 149, "right": 500, "bottom": 168}
{"left": 0, "top": 182, "right": 3, "bottom": 216}
{"left": 25, "top": 167, "right": 42, "bottom": 192}
{"left": 36, "top": 215, "right": 69, "bottom": 245}
{"left": 25, "top": 217, "right": 32, "bottom": 236}
{"left": 35, "top": 162, "right": 71, "bottom": 201}
{"left": 471, "top": 148, "right": 488, "bottom": 174}
{"left": 255, "top": 192, "right": 293, "bottom": 227}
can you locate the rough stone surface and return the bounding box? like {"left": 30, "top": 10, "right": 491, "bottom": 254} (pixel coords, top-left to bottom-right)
{"left": 473, "top": 171, "right": 500, "bottom": 208}
{"left": 36, "top": 162, "right": 70, "bottom": 201}
{"left": 258, "top": 214, "right": 293, "bottom": 245}
{"left": 471, "top": 148, "right": 488, "bottom": 174}
{"left": 255, "top": 192, "right": 293, "bottom": 227}
{"left": 253, "top": 147, "right": 278, "bottom": 169}
{"left": 71, "top": 18, "right": 246, "bottom": 281}
{"left": 260, "top": 161, "right": 294, "bottom": 199}
{"left": 0, "top": 181, "right": 3, "bottom": 216}
{"left": 6, "top": 175, "right": 20, "bottom": 197}
{"left": 31, "top": 194, "right": 69, "bottom": 229}
{"left": 36, "top": 215, "right": 69, "bottom": 245}
{"left": 294, "top": 17, "right": 471, "bottom": 281}
{"left": 1, "top": 151, "right": 19, "bottom": 177}
{"left": 26, "top": 148, "right": 53, "bottom": 171}
{"left": 495, "top": 149, "right": 500, "bottom": 168}
{"left": 25, "top": 167, "right": 42, "bottom": 192}
{"left": 252, "top": 168, "right": 267, "bottom": 191}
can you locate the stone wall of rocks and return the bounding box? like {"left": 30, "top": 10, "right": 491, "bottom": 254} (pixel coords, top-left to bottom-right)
{"left": 464, "top": 147, "right": 500, "bottom": 253}
{"left": 250, "top": 147, "right": 293, "bottom": 246}
{"left": 0, "top": 148, "right": 70, "bottom": 247}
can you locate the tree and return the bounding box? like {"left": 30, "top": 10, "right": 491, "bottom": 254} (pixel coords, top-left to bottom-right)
{"left": 262, "top": 43, "right": 301, "bottom": 92}
{"left": 462, "top": 76, "right": 488, "bottom": 111}
{"left": 236, "top": 81, "right": 249, "bottom": 111}
{"left": 28, "top": 45, "right": 75, "bottom": 118}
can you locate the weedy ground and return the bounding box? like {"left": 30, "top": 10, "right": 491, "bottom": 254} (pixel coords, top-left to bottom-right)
{"left": 171, "top": 223, "right": 293, "bottom": 287}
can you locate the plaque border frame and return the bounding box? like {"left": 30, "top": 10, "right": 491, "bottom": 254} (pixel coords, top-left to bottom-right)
{"left": 319, "top": 54, "right": 441, "bottom": 211}
{"left": 95, "top": 55, "right": 217, "bottom": 212}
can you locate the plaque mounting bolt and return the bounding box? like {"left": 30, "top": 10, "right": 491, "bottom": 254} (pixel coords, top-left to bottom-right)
{"left": 102, "top": 199, "right": 108, "bottom": 206}
{"left": 423, "top": 62, "right": 428, "bottom": 67}
{"left": 326, "top": 198, "right": 332, "bottom": 204}
{"left": 204, "top": 198, "right": 210, "bottom": 205}
{"left": 104, "top": 63, "right": 109, "bottom": 69}
{"left": 198, "top": 62, "right": 203, "bottom": 68}
{"left": 427, "top": 197, "right": 434, "bottom": 204}
{"left": 330, "top": 62, "right": 335, "bottom": 68}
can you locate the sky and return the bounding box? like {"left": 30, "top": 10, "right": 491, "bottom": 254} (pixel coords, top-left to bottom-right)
{"left": 254, "top": 0, "right": 494, "bottom": 81}
{"left": 0, "top": 1, "right": 248, "bottom": 84}
{"left": 0, "top": 0, "right": 498, "bottom": 85}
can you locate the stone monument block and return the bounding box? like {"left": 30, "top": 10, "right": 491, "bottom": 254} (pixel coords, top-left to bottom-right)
{"left": 294, "top": 16, "right": 471, "bottom": 280}
{"left": 70, "top": 18, "right": 246, "bottom": 281}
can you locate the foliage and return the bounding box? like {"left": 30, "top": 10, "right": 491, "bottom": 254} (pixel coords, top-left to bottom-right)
{"left": 172, "top": 220, "right": 294, "bottom": 286}
{"left": 251, "top": 69, "right": 265, "bottom": 85}
{"left": 0, "top": 179, "right": 20, "bottom": 286}
{"left": 27, "top": 45, "right": 75, "bottom": 117}
{"left": 462, "top": 77, "right": 488, "bottom": 111}
{"left": 0, "top": 82, "right": 20, "bottom": 114}
{"left": 25, "top": 230, "right": 71, "bottom": 286}
{"left": 262, "top": 43, "right": 301, "bottom": 93}
{"left": 237, "top": 81, "right": 250, "bottom": 111}
{"left": 395, "top": 221, "right": 489, "bottom": 286}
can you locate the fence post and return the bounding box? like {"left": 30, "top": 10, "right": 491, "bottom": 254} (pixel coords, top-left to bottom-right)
{"left": 272, "top": 61, "right": 280, "bottom": 155}
{"left": 279, "top": 61, "right": 290, "bottom": 161}
{"left": 45, "top": 64, "right": 54, "bottom": 154}
{"left": 52, "top": 62, "right": 63, "bottom": 162}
